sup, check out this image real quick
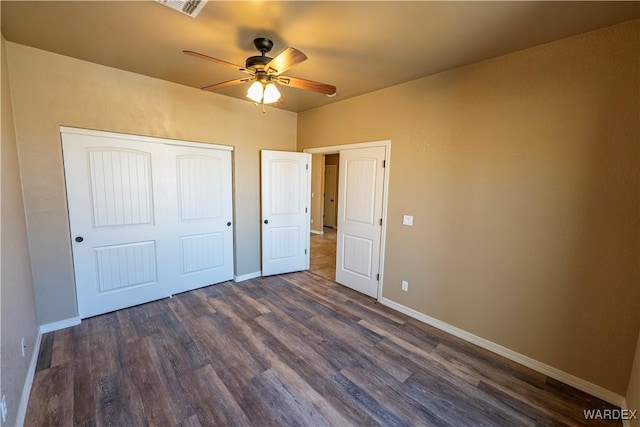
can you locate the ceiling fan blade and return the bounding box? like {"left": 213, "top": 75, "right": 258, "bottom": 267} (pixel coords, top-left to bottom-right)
{"left": 277, "top": 76, "right": 337, "bottom": 96}
{"left": 265, "top": 47, "right": 307, "bottom": 76}
{"left": 201, "top": 78, "right": 252, "bottom": 92}
{"left": 183, "top": 50, "right": 251, "bottom": 74}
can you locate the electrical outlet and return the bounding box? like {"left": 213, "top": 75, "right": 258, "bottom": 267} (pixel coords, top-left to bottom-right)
{"left": 401, "top": 280, "right": 409, "bottom": 292}
{"left": 1, "top": 395, "right": 7, "bottom": 423}
{"left": 21, "top": 338, "right": 26, "bottom": 357}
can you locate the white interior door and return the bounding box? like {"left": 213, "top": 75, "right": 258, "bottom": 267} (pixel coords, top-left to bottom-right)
{"left": 336, "top": 146, "right": 386, "bottom": 298}
{"left": 165, "top": 144, "right": 234, "bottom": 294}
{"left": 63, "top": 133, "right": 173, "bottom": 318}
{"left": 261, "top": 150, "right": 311, "bottom": 276}
{"left": 324, "top": 164, "right": 338, "bottom": 228}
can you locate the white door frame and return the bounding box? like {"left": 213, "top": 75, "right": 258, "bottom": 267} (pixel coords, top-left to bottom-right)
{"left": 304, "top": 140, "right": 391, "bottom": 300}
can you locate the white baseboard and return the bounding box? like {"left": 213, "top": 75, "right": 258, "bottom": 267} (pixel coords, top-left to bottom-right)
{"left": 310, "top": 229, "right": 324, "bottom": 235}
{"left": 39, "top": 316, "right": 81, "bottom": 334}
{"left": 16, "top": 329, "right": 42, "bottom": 426}
{"left": 234, "top": 271, "right": 262, "bottom": 282}
{"left": 378, "top": 297, "right": 626, "bottom": 408}
{"left": 621, "top": 398, "right": 635, "bottom": 427}
{"left": 16, "top": 316, "right": 82, "bottom": 424}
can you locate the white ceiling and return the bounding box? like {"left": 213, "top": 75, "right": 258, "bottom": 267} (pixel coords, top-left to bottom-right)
{"left": 2, "top": 1, "right": 639, "bottom": 112}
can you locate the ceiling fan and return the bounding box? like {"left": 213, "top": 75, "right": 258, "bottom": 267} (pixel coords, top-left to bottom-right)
{"left": 184, "top": 38, "right": 337, "bottom": 112}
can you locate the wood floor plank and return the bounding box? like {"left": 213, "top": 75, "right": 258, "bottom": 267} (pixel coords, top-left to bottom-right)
{"left": 89, "top": 312, "right": 120, "bottom": 381}
{"left": 376, "top": 336, "right": 481, "bottom": 389}
{"left": 261, "top": 335, "right": 381, "bottom": 427}
{"left": 115, "top": 309, "right": 139, "bottom": 344}
{"left": 188, "top": 313, "right": 282, "bottom": 426}
{"left": 251, "top": 368, "right": 331, "bottom": 427}
{"left": 35, "top": 332, "right": 53, "bottom": 372}
{"left": 333, "top": 372, "right": 410, "bottom": 427}
{"left": 176, "top": 287, "right": 217, "bottom": 318}
{"left": 181, "top": 364, "right": 252, "bottom": 427}
{"left": 95, "top": 371, "right": 148, "bottom": 427}
{"left": 340, "top": 363, "right": 445, "bottom": 427}
{"left": 25, "top": 363, "right": 74, "bottom": 427}
{"left": 122, "top": 336, "right": 181, "bottom": 426}
{"left": 150, "top": 310, "right": 209, "bottom": 378}
{"left": 217, "top": 292, "right": 363, "bottom": 427}
{"left": 50, "top": 327, "right": 75, "bottom": 368}
{"left": 72, "top": 320, "right": 95, "bottom": 426}
{"left": 25, "top": 271, "right": 623, "bottom": 426}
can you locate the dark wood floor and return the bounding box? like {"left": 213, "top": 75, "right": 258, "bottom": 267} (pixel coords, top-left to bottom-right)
{"left": 27, "top": 271, "right": 620, "bottom": 426}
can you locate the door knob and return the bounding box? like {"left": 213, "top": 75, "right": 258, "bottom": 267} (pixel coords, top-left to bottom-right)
{"left": 75, "top": 236, "right": 84, "bottom": 243}
{"left": 264, "top": 219, "right": 269, "bottom": 224}
{"left": 227, "top": 222, "right": 232, "bottom": 226}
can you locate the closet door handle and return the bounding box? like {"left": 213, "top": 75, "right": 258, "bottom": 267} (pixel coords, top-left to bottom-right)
{"left": 227, "top": 222, "right": 232, "bottom": 226}
{"left": 264, "top": 219, "right": 269, "bottom": 224}
{"left": 75, "top": 236, "right": 84, "bottom": 243}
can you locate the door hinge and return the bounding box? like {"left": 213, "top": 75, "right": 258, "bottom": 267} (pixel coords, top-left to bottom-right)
{"left": 383, "top": 160, "right": 386, "bottom": 168}
{"left": 306, "top": 164, "right": 309, "bottom": 170}
{"left": 379, "top": 218, "right": 383, "bottom": 226}
{"left": 305, "top": 207, "right": 308, "bottom": 213}
{"left": 305, "top": 249, "right": 308, "bottom": 254}
{"left": 376, "top": 273, "right": 380, "bottom": 281}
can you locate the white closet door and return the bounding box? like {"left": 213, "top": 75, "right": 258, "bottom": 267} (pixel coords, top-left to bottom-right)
{"left": 165, "top": 144, "right": 233, "bottom": 294}
{"left": 62, "top": 128, "right": 234, "bottom": 318}
{"left": 336, "top": 146, "right": 385, "bottom": 298}
{"left": 261, "top": 150, "right": 311, "bottom": 276}
{"left": 63, "top": 133, "right": 173, "bottom": 318}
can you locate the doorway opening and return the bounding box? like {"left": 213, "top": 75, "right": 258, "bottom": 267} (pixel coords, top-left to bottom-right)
{"left": 305, "top": 141, "right": 390, "bottom": 300}
{"left": 310, "top": 153, "right": 339, "bottom": 280}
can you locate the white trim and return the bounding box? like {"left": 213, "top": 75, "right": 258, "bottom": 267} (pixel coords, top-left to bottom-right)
{"left": 310, "top": 229, "right": 324, "bottom": 235}
{"left": 39, "top": 316, "right": 81, "bottom": 334}
{"left": 376, "top": 143, "right": 391, "bottom": 301}
{"left": 233, "top": 271, "right": 262, "bottom": 282}
{"left": 16, "top": 317, "right": 82, "bottom": 425}
{"left": 16, "top": 330, "right": 42, "bottom": 427}
{"left": 59, "top": 126, "right": 234, "bottom": 151}
{"left": 621, "top": 399, "right": 632, "bottom": 427}
{"left": 303, "top": 140, "right": 391, "bottom": 301}
{"left": 379, "top": 297, "right": 626, "bottom": 408}
{"left": 304, "top": 140, "right": 390, "bottom": 155}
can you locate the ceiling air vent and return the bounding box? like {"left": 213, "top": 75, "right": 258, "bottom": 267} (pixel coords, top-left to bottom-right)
{"left": 154, "top": 0, "right": 207, "bottom": 18}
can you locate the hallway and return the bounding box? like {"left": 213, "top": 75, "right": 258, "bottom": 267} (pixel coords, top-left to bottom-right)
{"left": 309, "top": 227, "right": 336, "bottom": 280}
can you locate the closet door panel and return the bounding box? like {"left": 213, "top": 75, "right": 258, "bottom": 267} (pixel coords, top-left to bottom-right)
{"left": 165, "top": 144, "right": 234, "bottom": 294}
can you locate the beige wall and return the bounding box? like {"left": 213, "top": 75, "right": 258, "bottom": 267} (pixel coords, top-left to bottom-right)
{"left": 298, "top": 20, "right": 640, "bottom": 395}
{"left": 1, "top": 35, "right": 40, "bottom": 427}
{"left": 5, "top": 42, "right": 297, "bottom": 324}
{"left": 629, "top": 331, "right": 640, "bottom": 424}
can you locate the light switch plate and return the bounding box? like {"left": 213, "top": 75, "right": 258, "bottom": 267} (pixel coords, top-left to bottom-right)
{"left": 402, "top": 215, "right": 414, "bottom": 226}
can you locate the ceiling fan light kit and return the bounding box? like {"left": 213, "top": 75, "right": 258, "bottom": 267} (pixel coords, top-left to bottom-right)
{"left": 184, "top": 37, "right": 337, "bottom": 113}
{"left": 247, "top": 80, "right": 281, "bottom": 105}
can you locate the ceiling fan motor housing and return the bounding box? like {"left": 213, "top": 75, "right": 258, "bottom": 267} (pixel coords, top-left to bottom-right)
{"left": 246, "top": 55, "right": 272, "bottom": 70}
